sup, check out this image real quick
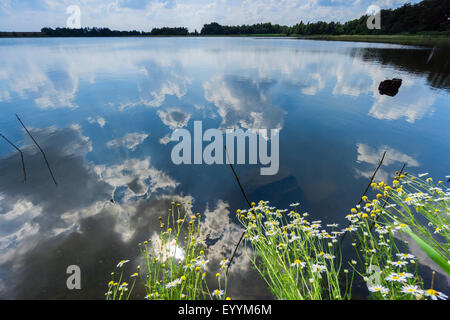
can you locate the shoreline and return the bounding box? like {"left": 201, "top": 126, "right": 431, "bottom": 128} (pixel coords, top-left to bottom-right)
{"left": 1, "top": 33, "right": 449, "bottom": 47}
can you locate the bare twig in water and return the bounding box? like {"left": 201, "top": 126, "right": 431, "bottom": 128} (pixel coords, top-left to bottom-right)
{"left": 15, "top": 114, "right": 58, "bottom": 186}
{"left": 224, "top": 146, "right": 252, "bottom": 276}
{"left": 0, "top": 133, "right": 27, "bottom": 182}
{"left": 339, "top": 150, "right": 387, "bottom": 245}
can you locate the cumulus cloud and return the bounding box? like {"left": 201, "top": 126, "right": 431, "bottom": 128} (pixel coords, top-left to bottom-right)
{"left": 159, "top": 134, "right": 171, "bottom": 145}
{"left": 106, "top": 132, "right": 149, "bottom": 151}
{"left": 354, "top": 143, "right": 419, "bottom": 182}
{"left": 368, "top": 83, "right": 437, "bottom": 123}
{"left": 157, "top": 108, "right": 191, "bottom": 129}
{"left": 203, "top": 75, "right": 285, "bottom": 131}
{"left": 0, "top": 0, "right": 421, "bottom": 32}
{"left": 0, "top": 124, "right": 188, "bottom": 298}
{"left": 87, "top": 116, "right": 106, "bottom": 128}
{"left": 198, "top": 200, "right": 270, "bottom": 299}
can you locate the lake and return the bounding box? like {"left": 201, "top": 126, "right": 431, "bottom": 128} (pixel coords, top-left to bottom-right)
{"left": 0, "top": 37, "right": 449, "bottom": 299}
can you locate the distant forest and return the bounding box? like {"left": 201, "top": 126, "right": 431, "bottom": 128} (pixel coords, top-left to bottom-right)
{"left": 201, "top": 0, "right": 449, "bottom": 35}
{"left": 2, "top": 0, "right": 448, "bottom": 37}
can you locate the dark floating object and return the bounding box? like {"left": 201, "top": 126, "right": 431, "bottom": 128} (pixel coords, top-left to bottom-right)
{"left": 378, "top": 78, "right": 402, "bottom": 97}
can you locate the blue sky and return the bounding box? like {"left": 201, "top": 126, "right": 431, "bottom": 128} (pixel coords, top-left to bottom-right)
{"left": 0, "top": 0, "right": 421, "bottom": 32}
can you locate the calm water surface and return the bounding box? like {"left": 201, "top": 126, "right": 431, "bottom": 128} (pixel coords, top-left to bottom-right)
{"left": 0, "top": 37, "right": 449, "bottom": 299}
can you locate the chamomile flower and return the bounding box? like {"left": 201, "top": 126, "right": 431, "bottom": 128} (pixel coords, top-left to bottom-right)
{"left": 118, "top": 282, "right": 128, "bottom": 291}
{"left": 212, "top": 289, "right": 224, "bottom": 298}
{"left": 397, "top": 272, "right": 414, "bottom": 279}
{"left": 311, "top": 264, "right": 326, "bottom": 273}
{"left": 389, "top": 260, "right": 408, "bottom": 267}
{"left": 117, "top": 260, "right": 130, "bottom": 268}
{"left": 385, "top": 273, "right": 406, "bottom": 282}
{"left": 196, "top": 259, "right": 209, "bottom": 268}
{"left": 291, "top": 259, "right": 306, "bottom": 268}
{"left": 425, "top": 289, "right": 448, "bottom": 300}
{"left": 343, "top": 226, "right": 357, "bottom": 232}
{"left": 220, "top": 259, "right": 229, "bottom": 267}
{"left": 368, "top": 285, "right": 389, "bottom": 295}
{"left": 396, "top": 253, "right": 415, "bottom": 260}
{"left": 401, "top": 285, "right": 424, "bottom": 296}
{"left": 327, "top": 223, "right": 339, "bottom": 228}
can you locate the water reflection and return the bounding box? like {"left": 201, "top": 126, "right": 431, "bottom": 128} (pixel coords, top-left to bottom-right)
{"left": 0, "top": 38, "right": 449, "bottom": 298}
{"left": 356, "top": 46, "right": 450, "bottom": 90}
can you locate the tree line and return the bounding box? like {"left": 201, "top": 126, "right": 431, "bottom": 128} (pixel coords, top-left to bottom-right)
{"left": 201, "top": 0, "right": 449, "bottom": 35}
{"left": 24, "top": 0, "right": 450, "bottom": 37}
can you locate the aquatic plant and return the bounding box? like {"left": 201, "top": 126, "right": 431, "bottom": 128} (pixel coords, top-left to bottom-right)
{"left": 237, "top": 173, "right": 448, "bottom": 300}
{"left": 105, "top": 202, "right": 228, "bottom": 300}
{"left": 341, "top": 172, "right": 449, "bottom": 299}
{"left": 237, "top": 201, "right": 352, "bottom": 300}
{"left": 105, "top": 173, "right": 448, "bottom": 300}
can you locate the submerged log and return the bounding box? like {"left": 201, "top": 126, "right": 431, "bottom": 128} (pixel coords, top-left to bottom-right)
{"left": 378, "top": 78, "right": 402, "bottom": 97}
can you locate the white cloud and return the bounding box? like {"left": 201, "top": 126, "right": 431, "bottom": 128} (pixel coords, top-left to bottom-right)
{"left": 159, "top": 134, "right": 171, "bottom": 145}
{"left": 203, "top": 75, "right": 285, "bottom": 131}
{"left": 87, "top": 116, "right": 106, "bottom": 128}
{"left": 354, "top": 143, "right": 419, "bottom": 182}
{"left": 106, "top": 132, "right": 149, "bottom": 151}
{"left": 157, "top": 108, "right": 191, "bottom": 129}
{"left": 369, "top": 83, "right": 436, "bottom": 123}
{"left": 0, "top": 0, "right": 422, "bottom": 32}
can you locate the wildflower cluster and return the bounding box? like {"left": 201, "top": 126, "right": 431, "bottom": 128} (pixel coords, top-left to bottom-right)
{"left": 238, "top": 200, "right": 352, "bottom": 300}
{"left": 105, "top": 201, "right": 228, "bottom": 300}
{"left": 345, "top": 172, "right": 449, "bottom": 300}
{"left": 104, "top": 172, "right": 449, "bottom": 301}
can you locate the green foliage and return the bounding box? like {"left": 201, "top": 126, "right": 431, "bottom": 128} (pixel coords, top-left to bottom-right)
{"left": 237, "top": 202, "right": 352, "bottom": 300}
{"left": 105, "top": 172, "right": 449, "bottom": 300}
{"left": 35, "top": 0, "right": 449, "bottom": 38}
{"left": 150, "top": 27, "right": 189, "bottom": 36}
{"left": 105, "top": 202, "right": 228, "bottom": 300}
{"left": 200, "top": 0, "right": 449, "bottom": 36}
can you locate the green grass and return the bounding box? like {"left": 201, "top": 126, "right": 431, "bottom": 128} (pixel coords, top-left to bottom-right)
{"left": 293, "top": 34, "right": 450, "bottom": 47}
{"left": 105, "top": 173, "right": 449, "bottom": 300}
{"left": 105, "top": 202, "right": 228, "bottom": 300}
{"left": 237, "top": 202, "right": 352, "bottom": 300}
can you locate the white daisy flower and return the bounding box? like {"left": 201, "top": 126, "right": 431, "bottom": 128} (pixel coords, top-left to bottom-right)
{"left": 397, "top": 272, "right": 414, "bottom": 279}
{"left": 342, "top": 226, "right": 357, "bottom": 232}
{"left": 220, "top": 259, "right": 229, "bottom": 267}
{"left": 396, "top": 253, "right": 415, "bottom": 260}
{"left": 291, "top": 259, "right": 306, "bottom": 268}
{"left": 117, "top": 260, "right": 130, "bottom": 268}
{"left": 212, "top": 289, "right": 224, "bottom": 298}
{"left": 385, "top": 273, "right": 406, "bottom": 282}
{"left": 425, "top": 289, "right": 448, "bottom": 300}
{"left": 389, "top": 260, "right": 408, "bottom": 267}
{"left": 311, "top": 264, "right": 326, "bottom": 273}
{"left": 401, "top": 285, "right": 424, "bottom": 296}
{"left": 196, "top": 259, "right": 209, "bottom": 268}
{"left": 368, "top": 285, "right": 389, "bottom": 295}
